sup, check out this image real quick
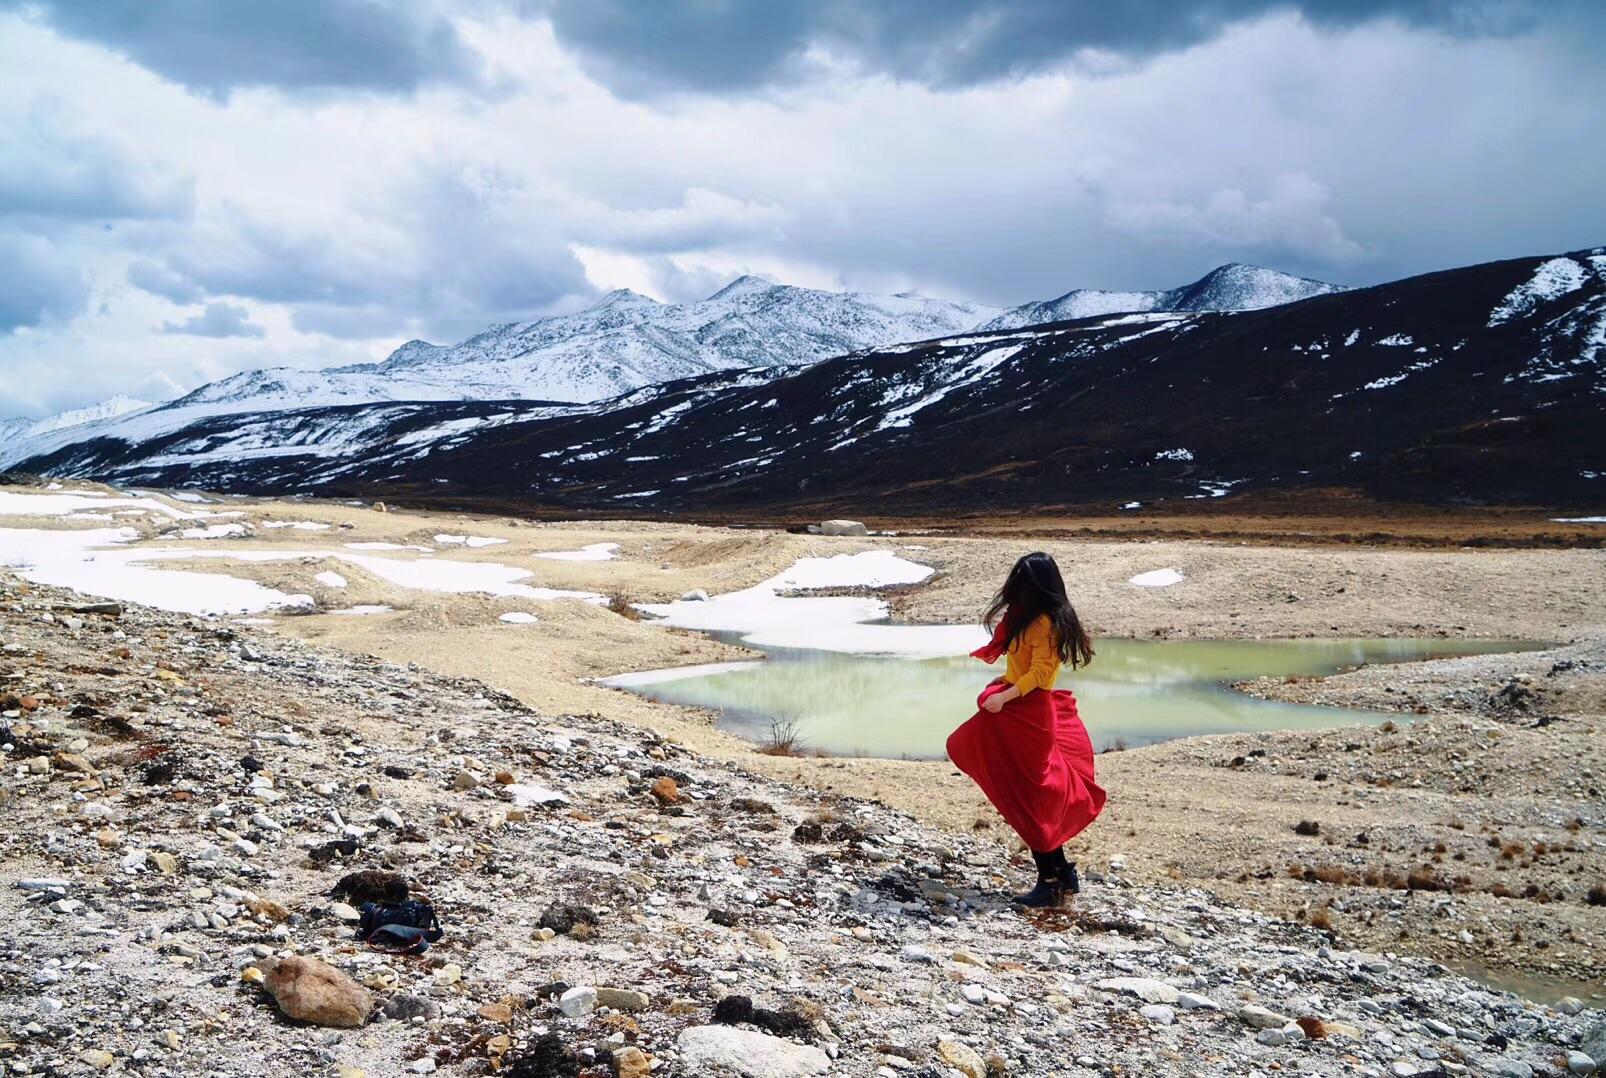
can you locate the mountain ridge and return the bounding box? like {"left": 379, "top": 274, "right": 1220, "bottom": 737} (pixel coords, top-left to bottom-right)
{"left": 980, "top": 263, "right": 1346, "bottom": 332}
{"left": 14, "top": 246, "right": 1602, "bottom": 511}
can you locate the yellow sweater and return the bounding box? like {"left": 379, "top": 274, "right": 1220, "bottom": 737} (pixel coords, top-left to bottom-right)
{"left": 1003, "top": 615, "right": 1062, "bottom": 696}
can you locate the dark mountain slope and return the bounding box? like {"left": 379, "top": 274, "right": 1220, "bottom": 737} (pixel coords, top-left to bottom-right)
{"left": 17, "top": 247, "right": 1604, "bottom": 512}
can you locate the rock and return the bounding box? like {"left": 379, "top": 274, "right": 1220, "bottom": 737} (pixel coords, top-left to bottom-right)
{"left": 17, "top": 878, "right": 71, "bottom": 892}
{"left": 1256, "top": 1028, "right": 1286, "bottom": 1046}
{"left": 612, "top": 1046, "right": 652, "bottom": 1078}
{"left": 150, "top": 851, "right": 178, "bottom": 875}
{"left": 1140, "top": 1003, "right": 1176, "bottom": 1024}
{"left": 595, "top": 987, "right": 650, "bottom": 1013}
{"left": 650, "top": 776, "right": 682, "bottom": 804}
{"left": 452, "top": 770, "right": 479, "bottom": 791}
{"left": 680, "top": 590, "right": 710, "bottom": 602}
{"left": 558, "top": 985, "right": 597, "bottom": 1017}
{"left": 1581, "top": 1022, "right": 1606, "bottom": 1068}
{"left": 259, "top": 956, "right": 373, "bottom": 1028}
{"left": 1177, "top": 992, "right": 1219, "bottom": 1011}
{"left": 330, "top": 902, "right": 361, "bottom": 923}
{"left": 676, "top": 1026, "right": 830, "bottom": 1077}
{"left": 52, "top": 751, "right": 95, "bottom": 774}
{"left": 1095, "top": 977, "right": 1180, "bottom": 1004}
{"left": 78, "top": 1049, "right": 115, "bottom": 1070}
{"left": 937, "top": 1040, "right": 987, "bottom": 1078}
{"left": 1557, "top": 997, "right": 1587, "bottom": 1015}
{"left": 1239, "top": 1003, "right": 1292, "bottom": 1030}
{"left": 539, "top": 903, "right": 599, "bottom": 936}
{"left": 818, "top": 519, "right": 869, "bottom": 537}
{"left": 1484, "top": 1063, "right": 1535, "bottom": 1078}
{"left": 330, "top": 869, "right": 408, "bottom": 905}
{"left": 1567, "top": 1052, "right": 1597, "bottom": 1076}
{"left": 381, "top": 995, "right": 441, "bottom": 1022}
{"left": 1294, "top": 1016, "right": 1327, "bottom": 1040}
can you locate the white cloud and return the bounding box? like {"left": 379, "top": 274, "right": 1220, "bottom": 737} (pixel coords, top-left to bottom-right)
{"left": 1106, "top": 173, "right": 1366, "bottom": 263}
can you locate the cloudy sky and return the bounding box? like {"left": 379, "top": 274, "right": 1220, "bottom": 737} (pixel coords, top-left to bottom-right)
{"left": 2, "top": 0, "right": 1603, "bottom": 420}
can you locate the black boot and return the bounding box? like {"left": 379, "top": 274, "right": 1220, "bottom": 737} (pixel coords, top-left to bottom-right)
{"left": 1013, "top": 849, "right": 1067, "bottom": 909}
{"left": 1061, "top": 858, "right": 1080, "bottom": 895}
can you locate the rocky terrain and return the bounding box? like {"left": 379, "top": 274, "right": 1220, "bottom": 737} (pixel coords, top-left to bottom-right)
{"left": 4, "top": 575, "right": 1606, "bottom": 1077}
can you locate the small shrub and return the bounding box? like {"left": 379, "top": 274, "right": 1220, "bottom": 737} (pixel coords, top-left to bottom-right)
{"left": 607, "top": 591, "right": 641, "bottom": 620}
{"left": 1308, "top": 909, "right": 1333, "bottom": 931}
{"left": 757, "top": 713, "right": 805, "bottom": 757}
{"left": 1588, "top": 883, "right": 1606, "bottom": 907}
{"left": 1293, "top": 820, "right": 1321, "bottom": 837}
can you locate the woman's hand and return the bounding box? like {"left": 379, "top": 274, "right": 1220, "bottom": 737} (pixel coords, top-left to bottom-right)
{"left": 982, "top": 684, "right": 1018, "bottom": 714}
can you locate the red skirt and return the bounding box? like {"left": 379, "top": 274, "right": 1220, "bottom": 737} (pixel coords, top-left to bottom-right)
{"left": 946, "top": 681, "right": 1107, "bottom": 852}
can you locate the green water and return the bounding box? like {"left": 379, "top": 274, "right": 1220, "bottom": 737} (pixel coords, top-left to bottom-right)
{"left": 625, "top": 637, "right": 1537, "bottom": 758}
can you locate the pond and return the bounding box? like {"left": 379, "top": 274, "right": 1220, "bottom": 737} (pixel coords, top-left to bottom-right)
{"left": 612, "top": 637, "right": 1537, "bottom": 758}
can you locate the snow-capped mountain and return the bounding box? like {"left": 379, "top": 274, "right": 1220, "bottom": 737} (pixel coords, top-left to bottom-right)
{"left": 168, "top": 278, "right": 1001, "bottom": 413}
{"left": 17, "top": 247, "right": 1604, "bottom": 510}
{"left": 2, "top": 265, "right": 1353, "bottom": 470}
{"left": 0, "top": 395, "right": 154, "bottom": 467}
{"left": 0, "top": 278, "right": 995, "bottom": 468}
{"left": 980, "top": 263, "right": 1345, "bottom": 331}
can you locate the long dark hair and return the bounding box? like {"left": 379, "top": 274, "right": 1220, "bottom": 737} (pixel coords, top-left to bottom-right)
{"left": 983, "top": 552, "right": 1094, "bottom": 668}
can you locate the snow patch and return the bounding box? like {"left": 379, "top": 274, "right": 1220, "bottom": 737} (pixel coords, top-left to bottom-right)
{"left": 1490, "top": 257, "right": 1588, "bottom": 325}
{"left": 633, "top": 552, "right": 970, "bottom": 657}
{"left": 1129, "top": 568, "right": 1186, "bottom": 588}
{"left": 434, "top": 534, "right": 508, "bottom": 548}
{"left": 535, "top": 542, "right": 620, "bottom": 562}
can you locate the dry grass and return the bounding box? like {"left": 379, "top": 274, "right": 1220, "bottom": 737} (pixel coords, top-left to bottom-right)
{"left": 607, "top": 590, "right": 641, "bottom": 620}
{"left": 757, "top": 713, "right": 806, "bottom": 757}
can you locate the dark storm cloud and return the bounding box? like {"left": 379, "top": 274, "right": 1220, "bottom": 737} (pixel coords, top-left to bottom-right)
{"left": 1, "top": 0, "right": 480, "bottom": 96}
{"left": 160, "top": 301, "right": 266, "bottom": 339}
{"left": 542, "top": 0, "right": 1574, "bottom": 95}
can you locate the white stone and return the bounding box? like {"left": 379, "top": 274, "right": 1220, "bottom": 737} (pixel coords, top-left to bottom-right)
{"left": 559, "top": 986, "right": 597, "bottom": 1018}
{"left": 1239, "top": 1004, "right": 1292, "bottom": 1030}
{"left": 1095, "top": 977, "right": 1180, "bottom": 1004}
{"left": 676, "top": 1026, "right": 831, "bottom": 1077}
{"left": 1140, "top": 1004, "right": 1176, "bottom": 1025}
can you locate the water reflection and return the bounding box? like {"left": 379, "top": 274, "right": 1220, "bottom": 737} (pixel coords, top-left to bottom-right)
{"left": 623, "top": 637, "right": 1537, "bottom": 758}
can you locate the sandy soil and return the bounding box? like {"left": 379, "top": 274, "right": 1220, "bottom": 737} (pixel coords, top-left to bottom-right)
{"left": 7, "top": 482, "right": 1604, "bottom": 1000}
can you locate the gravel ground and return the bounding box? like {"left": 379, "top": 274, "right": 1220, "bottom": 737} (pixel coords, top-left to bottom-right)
{"left": 4, "top": 577, "right": 1605, "bottom": 1078}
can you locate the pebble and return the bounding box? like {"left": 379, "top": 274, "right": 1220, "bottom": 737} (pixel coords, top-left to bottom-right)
{"left": 1239, "top": 1003, "right": 1292, "bottom": 1030}
{"left": 559, "top": 985, "right": 597, "bottom": 1018}
{"left": 1140, "top": 1004, "right": 1176, "bottom": 1024}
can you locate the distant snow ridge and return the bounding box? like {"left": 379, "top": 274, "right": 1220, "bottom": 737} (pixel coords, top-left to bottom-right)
{"left": 982, "top": 263, "right": 1344, "bottom": 331}
{"left": 172, "top": 278, "right": 999, "bottom": 417}
{"left": 0, "top": 396, "right": 154, "bottom": 465}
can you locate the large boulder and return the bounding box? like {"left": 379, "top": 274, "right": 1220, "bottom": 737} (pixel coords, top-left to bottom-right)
{"left": 675, "top": 1025, "right": 830, "bottom": 1076}
{"left": 817, "top": 520, "right": 868, "bottom": 537}
{"left": 261, "top": 956, "right": 373, "bottom": 1028}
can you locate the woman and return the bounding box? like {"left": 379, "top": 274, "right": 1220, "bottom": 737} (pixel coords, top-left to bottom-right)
{"left": 946, "top": 552, "right": 1106, "bottom": 908}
